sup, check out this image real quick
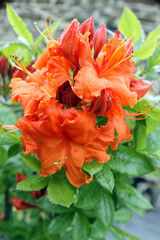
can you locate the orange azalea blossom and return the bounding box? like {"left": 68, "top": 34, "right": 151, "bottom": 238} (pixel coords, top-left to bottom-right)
{"left": 9, "top": 16, "right": 154, "bottom": 186}
{"left": 16, "top": 99, "right": 115, "bottom": 187}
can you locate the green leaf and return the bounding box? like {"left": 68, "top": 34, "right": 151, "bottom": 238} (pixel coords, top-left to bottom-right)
{"left": 91, "top": 189, "right": 114, "bottom": 239}
{"left": 48, "top": 175, "right": 74, "bottom": 207}
{"left": 0, "top": 104, "right": 17, "bottom": 125}
{"left": 96, "top": 190, "right": 114, "bottom": 226}
{"left": 95, "top": 165, "right": 114, "bottom": 192}
{"left": 0, "top": 128, "right": 20, "bottom": 145}
{"left": 107, "top": 146, "right": 154, "bottom": 176}
{"left": 125, "top": 204, "right": 144, "bottom": 217}
{"left": 91, "top": 219, "right": 109, "bottom": 239}
{"left": 6, "top": 3, "right": 33, "bottom": 46}
{"left": 115, "top": 182, "right": 153, "bottom": 210}
{"left": 110, "top": 226, "right": 141, "bottom": 240}
{"left": 96, "top": 115, "right": 108, "bottom": 127}
{"left": 118, "top": 8, "right": 141, "bottom": 44}
{"left": 35, "top": 196, "right": 71, "bottom": 214}
{"left": 61, "top": 231, "right": 73, "bottom": 240}
{"left": 134, "top": 120, "right": 146, "bottom": 150}
{"left": 8, "top": 143, "right": 21, "bottom": 158}
{"left": 147, "top": 42, "right": 160, "bottom": 68}
{"left": 22, "top": 154, "right": 41, "bottom": 173}
{"left": 0, "top": 146, "right": 8, "bottom": 166}
{"left": 138, "top": 129, "right": 160, "bottom": 168}
{"left": 114, "top": 208, "right": 132, "bottom": 223}
{"left": 73, "top": 213, "right": 91, "bottom": 240}
{"left": 16, "top": 175, "right": 49, "bottom": 191}
{"left": 48, "top": 212, "right": 74, "bottom": 235}
{"left": 146, "top": 25, "right": 160, "bottom": 42}
{"left": 75, "top": 182, "right": 101, "bottom": 209}
{"left": 34, "top": 20, "right": 60, "bottom": 48}
{"left": 134, "top": 41, "right": 157, "bottom": 59}
{"left": 82, "top": 161, "right": 103, "bottom": 176}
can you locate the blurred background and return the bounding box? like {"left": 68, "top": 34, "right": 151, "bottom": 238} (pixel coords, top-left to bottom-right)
{"left": 0, "top": 0, "right": 160, "bottom": 240}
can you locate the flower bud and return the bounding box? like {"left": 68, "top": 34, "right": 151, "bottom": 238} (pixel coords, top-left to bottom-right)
{"left": 0, "top": 55, "right": 8, "bottom": 78}
{"left": 93, "top": 24, "right": 107, "bottom": 59}
{"left": 79, "top": 15, "right": 95, "bottom": 42}
{"left": 59, "top": 21, "right": 80, "bottom": 65}
{"left": 90, "top": 89, "right": 112, "bottom": 116}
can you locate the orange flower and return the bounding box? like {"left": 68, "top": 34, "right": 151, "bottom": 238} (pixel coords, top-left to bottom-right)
{"left": 16, "top": 99, "right": 115, "bottom": 187}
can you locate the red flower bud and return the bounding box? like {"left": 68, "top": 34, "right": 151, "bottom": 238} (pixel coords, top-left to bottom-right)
{"left": 16, "top": 172, "right": 26, "bottom": 183}
{"left": 90, "top": 89, "right": 112, "bottom": 116}
{"left": 79, "top": 15, "right": 95, "bottom": 42}
{"left": 59, "top": 21, "right": 80, "bottom": 65}
{"left": 0, "top": 55, "right": 8, "bottom": 78}
{"left": 10, "top": 198, "right": 37, "bottom": 210}
{"left": 93, "top": 24, "right": 107, "bottom": 59}
{"left": 56, "top": 81, "right": 81, "bottom": 107}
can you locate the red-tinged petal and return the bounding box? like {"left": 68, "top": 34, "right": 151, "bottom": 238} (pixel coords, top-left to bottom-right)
{"left": 113, "top": 30, "right": 121, "bottom": 39}
{"left": 79, "top": 15, "right": 95, "bottom": 42}
{"left": 130, "top": 78, "right": 154, "bottom": 100}
{"left": 73, "top": 64, "right": 107, "bottom": 102}
{"left": 10, "top": 198, "right": 37, "bottom": 210}
{"left": 93, "top": 24, "right": 107, "bottom": 59}
{"left": 59, "top": 21, "right": 80, "bottom": 64}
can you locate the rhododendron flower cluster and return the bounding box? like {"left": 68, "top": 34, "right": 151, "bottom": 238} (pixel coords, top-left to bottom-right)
{"left": 9, "top": 16, "right": 153, "bottom": 187}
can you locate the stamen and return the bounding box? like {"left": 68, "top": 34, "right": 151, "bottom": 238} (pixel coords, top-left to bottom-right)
{"left": 9, "top": 59, "right": 23, "bottom": 71}
{"left": 125, "top": 115, "right": 150, "bottom": 121}
{"left": 103, "top": 37, "right": 132, "bottom": 74}
{"left": 0, "top": 129, "right": 18, "bottom": 134}
{"left": 0, "top": 123, "right": 18, "bottom": 130}
{"left": 125, "top": 105, "right": 147, "bottom": 116}
{"left": 9, "top": 55, "right": 40, "bottom": 84}
{"left": 45, "top": 18, "right": 52, "bottom": 40}
{"left": 54, "top": 157, "right": 67, "bottom": 168}
{"left": 125, "top": 103, "right": 157, "bottom": 120}
{"left": 49, "top": 16, "right": 54, "bottom": 40}
{"left": 34, "top": 22, "right": 49, "bottom": 42}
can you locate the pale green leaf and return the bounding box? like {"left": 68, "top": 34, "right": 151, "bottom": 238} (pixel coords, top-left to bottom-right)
{"left": 134, "top": 41, "right": 157, "bottom": 59}
{"left": 146, "top": 25, "right": 160, "bottom": 42}
{"left": 6, "top": 3, "right": 33, "bottom": 46}
{"left": 118, "top": 8, "right": 141, "bottom": 44}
